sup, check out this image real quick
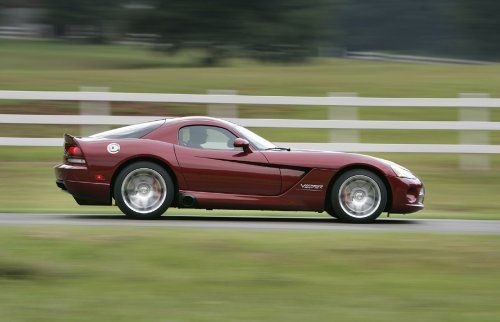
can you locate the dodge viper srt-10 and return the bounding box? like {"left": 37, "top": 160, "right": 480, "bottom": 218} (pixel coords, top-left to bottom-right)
{"left": 55, "top": 116, "right": 424, "bottom": 222}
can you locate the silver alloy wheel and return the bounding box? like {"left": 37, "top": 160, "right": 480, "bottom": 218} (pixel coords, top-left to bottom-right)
{"left": 121, "top": 168, "right": 167, "bottom": 214}
{"left": 338, "top": 174, "right": 381, "bottom": 219}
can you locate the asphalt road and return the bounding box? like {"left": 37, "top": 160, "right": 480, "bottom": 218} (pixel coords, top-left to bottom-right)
{"left": 0, "top": 213, "right": 500, "bottom": 234}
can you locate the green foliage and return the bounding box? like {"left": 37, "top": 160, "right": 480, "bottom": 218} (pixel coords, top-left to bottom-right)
{"left": 144, "top": 0, "right": 329, "bottom": 63}
{"left": 41, "top": 0, "right": 330, "bottom": 63}
{"left": 331, "top": 0, "right": 463, "bottom": 55}
{"left": 28, "top": 0, "right": 500, "bottom": 60}
{"left": 457, "top": 0, "right": 500, "bottom": 58}
{"left": 41, "top": 0, "right": 124, "bottom": 41}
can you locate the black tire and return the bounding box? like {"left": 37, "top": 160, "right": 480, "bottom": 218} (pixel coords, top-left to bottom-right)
{"left": 327, "top": 169, "right": 387, "bottom": 223}
{"left": 113, "top": 161, "right": 175, "bottom": 219}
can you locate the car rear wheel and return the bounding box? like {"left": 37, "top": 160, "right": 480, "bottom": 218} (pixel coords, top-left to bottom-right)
{"left": 114, "top": 161, "right": 174, "bottom": 219}
{"left": 328, "top": 169, "right": 387, "bottom": 223}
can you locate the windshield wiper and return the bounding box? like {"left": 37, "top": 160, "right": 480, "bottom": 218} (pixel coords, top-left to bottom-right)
{"left": 265, "top": 147, "right": 291, "bottom": 151}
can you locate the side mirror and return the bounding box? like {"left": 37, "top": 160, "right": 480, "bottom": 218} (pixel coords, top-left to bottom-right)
{"left": 233, "top": 138, "right": 251, "bottom": 153}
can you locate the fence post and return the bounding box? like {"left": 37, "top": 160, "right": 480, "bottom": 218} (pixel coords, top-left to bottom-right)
{"left": 207, "top": 89, "right": 238, "bottom": 118}
{"left": 79, "top": 86, "right": 110, "bottom": 136}
{"left": 459, "top": 93, "right": 490, "bottom": 170}
{"left": 328, "top": 92, "right": 359, "bottom": 143}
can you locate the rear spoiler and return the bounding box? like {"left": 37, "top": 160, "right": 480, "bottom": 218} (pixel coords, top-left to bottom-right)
{"left": 64, "top": 133, "right": 82, "bottom": 149}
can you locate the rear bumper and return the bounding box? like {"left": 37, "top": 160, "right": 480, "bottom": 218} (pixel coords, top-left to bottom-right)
{"left": 54, "top": 163, "right": 111, "bottom": 205}
{"left": 56, "top": 179, "right": 68, "bottom": 191}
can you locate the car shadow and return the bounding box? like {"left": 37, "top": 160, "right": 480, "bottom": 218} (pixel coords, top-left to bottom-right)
{"left": 67, "top": 214, "right": 417, "bottom": 225}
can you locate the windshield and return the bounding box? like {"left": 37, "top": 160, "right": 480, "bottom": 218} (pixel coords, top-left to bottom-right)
{"left": 235, "top": 125, "right": 276, "bottom": 150}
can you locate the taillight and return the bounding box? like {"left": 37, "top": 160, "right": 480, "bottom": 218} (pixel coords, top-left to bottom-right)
{"left": 67, "top": 146, "right": 82, "bottom": 156}
{"left": 65, "top": 145, "right": 86, "bottom": 164}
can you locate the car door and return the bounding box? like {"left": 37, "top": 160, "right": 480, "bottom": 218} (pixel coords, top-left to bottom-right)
{"left": 174, "top": 125, "right": 281, "bottom": 195}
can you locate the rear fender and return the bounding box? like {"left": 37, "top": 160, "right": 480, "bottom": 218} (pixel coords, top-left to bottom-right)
{"left": 77, "top": 139, "right": 184, "bottom": 188}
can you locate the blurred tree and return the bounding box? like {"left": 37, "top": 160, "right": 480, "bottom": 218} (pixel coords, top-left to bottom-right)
{"left": 330, "top": 0, "right": 463, "bottom": 56}
{"left": 241, "top": 0, "right": 331, "bottom": 62}
{"left": 42, "top": 0, "right": 123, "bottom": 42}
{"left": 138, "top": 0, "right": 330, "bottom": 64}
{"left": 27, "top": 0, "right": 500, "bottom": 61}
{"left": 458, "top": 0, "right": 500, "bottom": 59}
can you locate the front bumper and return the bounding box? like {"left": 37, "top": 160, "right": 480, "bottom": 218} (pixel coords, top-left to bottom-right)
{"left": 389, "top": 177, "right": 425, "bottom": 214}
{"left": 54, "top": 163, "right": 111, "bottom": 205}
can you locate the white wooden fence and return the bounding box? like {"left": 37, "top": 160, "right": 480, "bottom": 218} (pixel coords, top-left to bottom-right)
{"left": 1, "top": 90, "right": 499, "bottom": 160}
{"left": 2, "top": 90, "right": 500, "bottom": 106}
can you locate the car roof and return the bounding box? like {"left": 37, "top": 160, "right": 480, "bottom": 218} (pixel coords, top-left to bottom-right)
{"left": 143, "top": 116, "right": 241, "bottom": 143}
{"left": 164, "top": 116, "right": 237, "bottom": 128}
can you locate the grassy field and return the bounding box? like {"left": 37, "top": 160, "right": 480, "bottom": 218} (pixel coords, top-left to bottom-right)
{"left": 3, "top": 39, "right": 500, "bottom": 97}
{"left": 0, "top": 40, "right": 500, "bottom": 322}
{"left": 0, "top": 225, "right": 499, "bottom": 322}
{"left": 1, "top": 40, "right": 500, "bottom": 322}
{"left": 1, "top": 40, "right": 500, "bottom": 217}
{"left": 1, "top": 38, "right": 500, "bottom": 144}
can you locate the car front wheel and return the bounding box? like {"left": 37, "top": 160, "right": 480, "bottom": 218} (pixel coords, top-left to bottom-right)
{"left": 114, "top": 161, "right": 174, "bottom": 219}
{"left": 328, "top": 169, "right": 387, "bottom": 223}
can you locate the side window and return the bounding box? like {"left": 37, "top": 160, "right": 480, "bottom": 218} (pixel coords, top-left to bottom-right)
{"left": 179, "top": 126, "right": 237, "bottom": 150}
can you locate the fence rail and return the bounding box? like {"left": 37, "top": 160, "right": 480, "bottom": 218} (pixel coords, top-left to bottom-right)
{"left": 2, "top": 137, "right": 499, "bottom": 154}
{"left": 2, "top": 90, "right": 500, "bottom": 107}
{"left": 1, "top": 90, "right": 499, "bottom": 159}
{"left": 345, "top": 51, "right": 495, "bottom": 65}
{"left": 1, "top": 114, "right": 500, "bottom": 130}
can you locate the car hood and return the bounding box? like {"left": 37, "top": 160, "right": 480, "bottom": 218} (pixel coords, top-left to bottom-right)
{"left": 262, "top": 149, "right": 395, "bottom": 174}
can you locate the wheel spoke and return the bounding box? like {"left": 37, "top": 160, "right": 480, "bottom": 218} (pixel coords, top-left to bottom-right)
{"left": 121, "top": 168, "right": 167, "bottom": 214}
{"left": 338, "top": 175, "right": 381, "bottom": 219}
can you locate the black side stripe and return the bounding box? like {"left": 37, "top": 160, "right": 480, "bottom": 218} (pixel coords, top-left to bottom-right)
{"left": 202, "top": 157, "right": 311, "bottom": 172}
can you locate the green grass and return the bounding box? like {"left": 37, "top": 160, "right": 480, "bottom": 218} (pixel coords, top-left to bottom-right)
{"left": 2, "top": 39, "right": 500, "bottom": 144}
{"left": 2, "top": 39, "right": 500, "bottom": 140}
{"left": 3, "top": 39, "right": 500, "bottom": 98}
{"left": 0, "top": 226, "right": 499, "bottom": 321}
{"left": 1, "top": 40, "right": 500, "bottom": 217}
{"left": 2, "top": 40, "right": 500, "bottom": 322}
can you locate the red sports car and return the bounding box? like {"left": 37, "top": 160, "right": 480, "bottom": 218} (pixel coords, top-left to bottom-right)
{"left": 54, "top": 116, "right": 424, "bottom": 222}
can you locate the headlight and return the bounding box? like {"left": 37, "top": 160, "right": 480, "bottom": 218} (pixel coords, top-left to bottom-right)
{"left": 390, "top": 163, "right": 416, "bottom": 179}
